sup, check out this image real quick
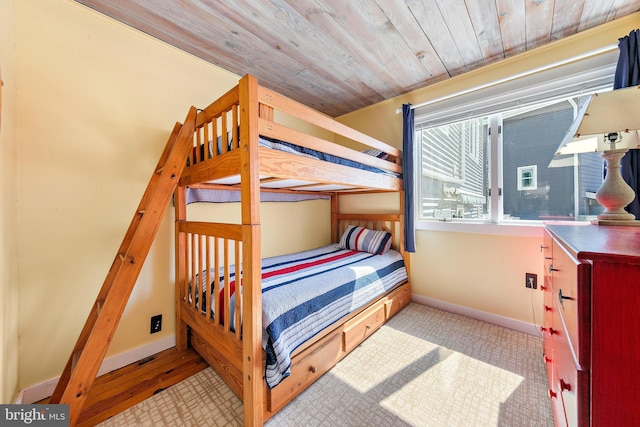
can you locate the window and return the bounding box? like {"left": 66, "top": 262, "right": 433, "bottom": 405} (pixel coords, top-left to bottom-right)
{"left": 416, "top": 98, "right": 605, "bottom": 223}
{"left": 517, "top": 166, "right": 537, "bottom": 191}
{"left": 418, "top": 117, "right": 488, "bottom": 220}
{"left": 412, "top": 49, "right": 616, "bottom": 226}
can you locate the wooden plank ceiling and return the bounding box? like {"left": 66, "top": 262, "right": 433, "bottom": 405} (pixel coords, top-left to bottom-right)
{"left": 76, "top": 0, "right": 640, "bottom": 117}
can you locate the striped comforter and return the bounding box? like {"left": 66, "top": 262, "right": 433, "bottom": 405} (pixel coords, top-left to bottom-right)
{"left": 198, "top": 244, "right": 407, "bottom": 388}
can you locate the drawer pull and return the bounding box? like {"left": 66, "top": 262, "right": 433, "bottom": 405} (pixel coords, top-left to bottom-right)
{"left": 548, "top": 390, "right": 557, "bottom": 399}
{"left": 540, "top": 326, "right": 548, "bottom": 333}
{"left": 548, "top": 328, "right": 559, "bottom": 336}
{"left": 549, "top": 265, "right": 559, "bottom": 273}
{"left": 540, "top": 285, "right": 547, "bottom": 291}
{"left": 544, "top": 305, "right": 552, "bottom": 312}
{"left": 544, "top": 355, "right": 552, "bottom": 364}
{"left": 540, "top": 245, "right": 549, "bottom": 251}
{"left": 558, "top": 288, "right": 574, "bottom": 309}
{"left": 309, "top": 366, "right": 317, "bottom": 374}
{"left": 560, "top": 379, "right": 572, "bottom": 392}
{"left": 558, "top": 289, "right": 573, "bottom": 301}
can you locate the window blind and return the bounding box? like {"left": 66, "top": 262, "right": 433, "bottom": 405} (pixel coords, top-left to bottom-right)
{"left": 414, "top": 48, "right": 618, "bottom": 129}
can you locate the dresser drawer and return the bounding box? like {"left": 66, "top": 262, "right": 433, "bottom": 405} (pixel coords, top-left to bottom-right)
{"left": 542, "top": 231, "right": 554, "bottom": 286}
{"left": 552, "top": 303, "right": 589, "bottom": 427}
{"left": 542, "top": 294, "right": 567, "bottom": 427}
{"left": 542, "top": 318, "right": 555, "bottom": 410}
{"left": 548, "top": 377, "right": 568, "bottom": 427}
{"left": 543, "top": 283, "right": 554, "bottom": 330}
{"left": 343, "top": 303, "right": 386, "bottom": 353}
{"left": 550, "top": 239, "right": 590, "bottom": 370}
{"left": 542, "top": 280, "right": 555, "bottom": 379}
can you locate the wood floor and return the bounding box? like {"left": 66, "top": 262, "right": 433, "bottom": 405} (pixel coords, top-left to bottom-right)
{"left": 39, "top": 347, "right": 207, "bottom": 427}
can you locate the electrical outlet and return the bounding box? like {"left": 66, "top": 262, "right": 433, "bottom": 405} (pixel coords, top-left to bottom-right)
{"left": 150, "top": 314, "right": 162, "bottom": 334}
{"left": 525, "top": 273, "right": 537, "bottom": 289}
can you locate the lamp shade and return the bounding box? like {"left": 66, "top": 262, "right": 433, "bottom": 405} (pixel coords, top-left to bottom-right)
{"left": 555, "top": 131, "right": 640, "bottom": 156}
{"left": 555, "top": 134, "right": 602, "bottom": 155}
{"left": 551, "top": 85, "right": 640, "bottom": 225}
{"left": 555, "top": 84, "right": 640, "bottom": 155}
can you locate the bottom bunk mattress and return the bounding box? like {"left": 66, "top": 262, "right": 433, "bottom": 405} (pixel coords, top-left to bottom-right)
{"left": 195, "top": 243, "right": 408, "bottom": 388}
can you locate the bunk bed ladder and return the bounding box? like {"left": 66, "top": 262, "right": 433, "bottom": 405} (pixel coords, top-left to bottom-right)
{"left": 49, "top": 107, "right": 197, "bottom": 426}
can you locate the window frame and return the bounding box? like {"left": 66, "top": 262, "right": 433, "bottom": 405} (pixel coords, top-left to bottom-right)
{"left": 411, "top": 49, "right": 618, "bottom": 235}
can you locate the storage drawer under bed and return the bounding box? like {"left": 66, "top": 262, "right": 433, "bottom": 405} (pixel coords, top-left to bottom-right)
{"left": 342, "top": 304, "right": 386, "bottom": 353}
{"left": 342, "top": 283, "right": 410, "bottom": 353}
{"left": 268, "top": 331, "right": 343, "bottom": 413}
{"left": 267, "top": 282, "right": 410, "bottom": 413}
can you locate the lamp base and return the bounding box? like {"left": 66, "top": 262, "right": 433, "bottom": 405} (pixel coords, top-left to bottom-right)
{"left": 590, "top": 218, "right": 640, "bottom": 226}
{"left": 594, "top": 148, "right": 637, "bottom": 225}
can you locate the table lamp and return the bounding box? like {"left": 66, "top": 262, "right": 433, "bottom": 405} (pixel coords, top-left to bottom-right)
{"left": 555, "top": 85, "right": 640, "bottom": 225}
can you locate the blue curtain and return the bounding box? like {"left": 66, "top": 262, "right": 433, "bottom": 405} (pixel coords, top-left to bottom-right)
{"left": 614, "top": 29, "right": 640, "bottom": 218}
{"left": 402, "top": 104, "right": 416, "bottom": 252}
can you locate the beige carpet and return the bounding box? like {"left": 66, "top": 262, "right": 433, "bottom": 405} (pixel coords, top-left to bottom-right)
{"left": 98, "top": 303, "right": 553, "bottom": 426}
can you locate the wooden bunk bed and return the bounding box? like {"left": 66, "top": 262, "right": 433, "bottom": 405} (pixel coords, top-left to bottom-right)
{"left": 174, "top": 74, "right": 411, "bottom": 426}
{"left": 51, "top": 74, "right": 410, "bottom": 427}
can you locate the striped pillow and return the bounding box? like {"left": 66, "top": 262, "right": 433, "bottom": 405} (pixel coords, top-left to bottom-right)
{"left": 338, "top": 225, "right": 392, "bottom": 255}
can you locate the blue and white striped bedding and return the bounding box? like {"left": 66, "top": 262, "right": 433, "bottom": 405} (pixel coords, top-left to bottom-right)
{"left": 196, "top": 244, "right": 407, "bottom": 389}
{"left": 261, "top": 245, "right": 407, "bottom": 388}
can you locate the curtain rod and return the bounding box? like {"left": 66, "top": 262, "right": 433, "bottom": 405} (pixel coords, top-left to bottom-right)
{"left": 395, "top": 43, "right": 618, "bottom": 114}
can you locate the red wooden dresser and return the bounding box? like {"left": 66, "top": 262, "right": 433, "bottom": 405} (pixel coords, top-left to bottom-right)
{"left": 542, "top": 224, "right": 640, "bottom": 426}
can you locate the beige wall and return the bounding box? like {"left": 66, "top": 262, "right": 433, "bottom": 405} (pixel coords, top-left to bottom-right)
{"left": 337, "top": 13, "right": 640, "bottom": 326}
{"left": 1, "top": 0, "right": 19, "bottom": 405}
{"left": 12, "top": 0, "right": 329, "bottom": 392}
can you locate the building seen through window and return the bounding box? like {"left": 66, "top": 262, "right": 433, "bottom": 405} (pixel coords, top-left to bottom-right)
{"left": 416, "top": 97, "right": 604, "bottom": 222}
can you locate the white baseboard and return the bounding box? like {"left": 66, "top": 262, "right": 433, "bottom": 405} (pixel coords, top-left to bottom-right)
{"left": 17, "top": 334, "right": 176, "bottom": 404}
{"left": 411, "top": 295, "right": 541, "bottom": 336}
{"left": 18, "top": 299, "right": 538, "bottom": 403}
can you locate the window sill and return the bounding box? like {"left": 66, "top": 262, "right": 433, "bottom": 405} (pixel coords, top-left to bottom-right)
{"left": 416, "top": 220, "right": 546, "bottom": 238}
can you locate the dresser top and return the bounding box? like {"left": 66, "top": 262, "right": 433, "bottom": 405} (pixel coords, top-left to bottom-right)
{"left": 546, "top": 224, "right": 640, "bottom": 263}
